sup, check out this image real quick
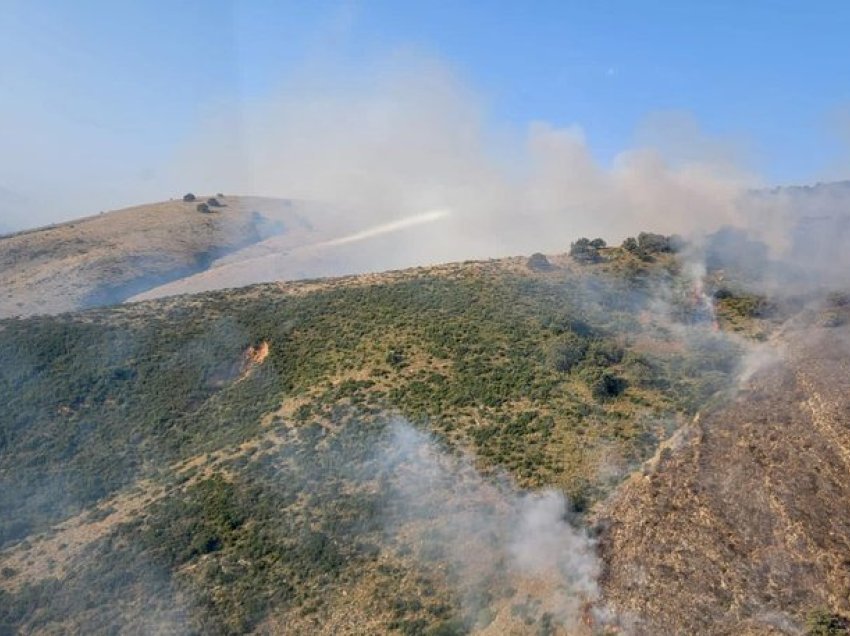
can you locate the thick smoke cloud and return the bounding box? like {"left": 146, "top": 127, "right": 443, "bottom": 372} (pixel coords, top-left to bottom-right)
{"left": 8, "top": 52, "right": 849, "bottom": 294}
{"left": 169, "top": 55, "right": 850, "bottom": 291}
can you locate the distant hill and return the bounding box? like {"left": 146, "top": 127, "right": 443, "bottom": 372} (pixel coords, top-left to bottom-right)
{"left": 0, "top": 195, "right": 456, "bottom": 319}
{"left": 0, "top": 195, "right": 317, "bottom": 318}
{"left": 126, "top": 208, "right": 455, "bottom": 304}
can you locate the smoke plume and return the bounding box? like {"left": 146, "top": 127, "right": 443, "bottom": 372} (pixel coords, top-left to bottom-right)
{"left": 172, "top": 56, "right": 756, "bottom": 269}
{"left": 380, "top": 419, "right": 609, "bottom": 632}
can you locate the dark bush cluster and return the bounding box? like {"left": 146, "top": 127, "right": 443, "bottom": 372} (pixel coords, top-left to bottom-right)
{"left": 622, "top": 232, "right": 681, "bottom": 259}
{"left": 527, "top": 252, "right": 552, "bottom": 271}
{"left": 569, "top": 238, "right": 606, "bottom": 263}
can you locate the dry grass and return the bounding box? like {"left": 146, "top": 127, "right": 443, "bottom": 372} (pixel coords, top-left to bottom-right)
{"left": 0, "top": 195, "right": 309, "bottom": 318}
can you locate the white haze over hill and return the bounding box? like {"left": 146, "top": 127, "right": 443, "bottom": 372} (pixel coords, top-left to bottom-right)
{"left": 171, "top": 56, "right": 850, "bottom": 284}
{"left": 4, "top": 54, "right": 850, "bottom": 284}
{"left": 174, "top": 57, "right": 758, "bottom": 266}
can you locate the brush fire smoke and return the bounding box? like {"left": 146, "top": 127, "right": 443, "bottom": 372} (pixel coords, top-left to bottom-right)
{"left": 379, "top": 420, "right": 619, "bottom": 634}
{"left": 175, "top": 57, "right": 759, "bottom": 265}
{"left": 167, "top": 55, "right": 850, "bottom": 294}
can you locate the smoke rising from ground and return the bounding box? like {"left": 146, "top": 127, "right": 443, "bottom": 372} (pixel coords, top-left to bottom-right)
{"left": 5, "top": 53, "right": 849, "bottom": 300}
{"left": 380, "top": 420, "right": 608, "bottom": 632}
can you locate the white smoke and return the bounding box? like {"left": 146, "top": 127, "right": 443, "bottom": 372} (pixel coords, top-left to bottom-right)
{"left": 381, "top": 420, "right": 610, "bottom": 632}
{"left": 173, "top": 55, "right": 757, "bottom": 270}
{"left": 314, "top": 208, "right": 452, "bottom": 248}
{"left": 735, "top": 341, "right": 786, "bottom": 386}
{"left": 166, "top": 54, "right": 850, "bottom": 298}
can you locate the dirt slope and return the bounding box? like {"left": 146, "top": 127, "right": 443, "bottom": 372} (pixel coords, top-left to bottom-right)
{"left": 598, "top": 326, "right": 850, "bottom": 634}
{"left": 0, "top": 196, "right": 313, "bottom": 318}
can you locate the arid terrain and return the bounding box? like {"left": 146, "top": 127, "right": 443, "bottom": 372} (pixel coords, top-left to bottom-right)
{"left": 0, "top": 195, "right": 317, "bottom": 318}
{"left": 598, "top": 322, "right": 850, "bottom": 634}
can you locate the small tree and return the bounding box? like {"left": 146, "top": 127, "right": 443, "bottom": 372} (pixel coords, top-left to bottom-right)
{"left": 622, "top": 237, "right": 639, "bottom": 252}
{"left": 637, "top": 232, "right": 670, "bottom": 253}
{"left": 589, "top": 238, "right": 606, "bottom": 249}
{"left": 569, "top": 238, "right": 601, "bottom": 263}
{"left": 183, "top": 193, "right": 196, "bottom": 202}
{"left": 527, "top": 252, "right": 552, "bottom": 271}
{"left": 207, "top": 197, "right": 223, "bottom": 207}
{"left": 196, "top": 202, "right": 211, "bottom": 213}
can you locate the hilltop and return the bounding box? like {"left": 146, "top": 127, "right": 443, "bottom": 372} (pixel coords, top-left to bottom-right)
{"left": 0, "top": 195, "right": 462, "bottom": 320}
{"left": 4, "top": 180, "right": 850, "bottom": 322}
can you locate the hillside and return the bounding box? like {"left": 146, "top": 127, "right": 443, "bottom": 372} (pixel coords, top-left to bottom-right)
{"left": 597, "top": 314, "right": 850, "bottom": 634}
{"left": 0, "top": 242, "right": 847, "bottom": 634}
{"left": 0, "top": 195, "right": 459, "bottom": 319}
{"left": 0, "top": 195, "right": 315, "bottom": 318}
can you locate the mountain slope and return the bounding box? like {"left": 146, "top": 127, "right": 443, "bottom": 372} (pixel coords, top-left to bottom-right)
{"left": 598, "top": 324, "right": 850, "bottom": 635}
{"left": 0, "top": 247, "right": 750, "bottom": 634}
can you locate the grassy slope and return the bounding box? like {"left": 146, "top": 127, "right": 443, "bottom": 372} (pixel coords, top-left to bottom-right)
{"left": 0, "top": 248, "right": 756, "bottom": 634}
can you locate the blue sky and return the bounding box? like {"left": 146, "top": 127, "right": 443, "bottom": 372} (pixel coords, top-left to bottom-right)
{"left": 2, "top": 1, "right": 850, "bottom": 225}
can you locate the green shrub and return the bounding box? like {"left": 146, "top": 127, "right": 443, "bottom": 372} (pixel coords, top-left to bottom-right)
{"left": 805, "top": 609, "right": 849, "bottom": 635}
{"left": 622, "top": 237, "right": 638, "bottom": 252}
{"left": 569, "top": 238, "right": 601, "bottom": 263}
{"left": 546, "top": 333, "right": 588, "bottom": 373}
{"left": 637, "top": 232, "right": 671, "bottom": 253}
{"left": 527, "top": 253, "right": 552, "bottom": 271}
{"left": 588, "top": 370, "right": 628, "bottom": 400}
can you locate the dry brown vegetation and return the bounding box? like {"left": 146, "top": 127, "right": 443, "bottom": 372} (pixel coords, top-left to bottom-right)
{"left": 597, "top": 325, "right": 850, "bottom": 635}
{"left": 0, "top": 196, "right": 311, "bottom": 318}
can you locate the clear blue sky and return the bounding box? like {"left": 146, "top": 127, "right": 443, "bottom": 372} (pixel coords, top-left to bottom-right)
{"left": 3, "top": 1, "right": 850, "bottom": 224}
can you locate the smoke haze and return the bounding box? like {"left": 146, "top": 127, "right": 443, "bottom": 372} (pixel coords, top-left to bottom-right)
{"left": 380, "top": 419, "right": 608, "bottom": 632}
{"left": 4, "top": 53, "right": 850, "bottom": 297}
{"left": 173, "top": 57, "right": 756, "bottom": 264}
